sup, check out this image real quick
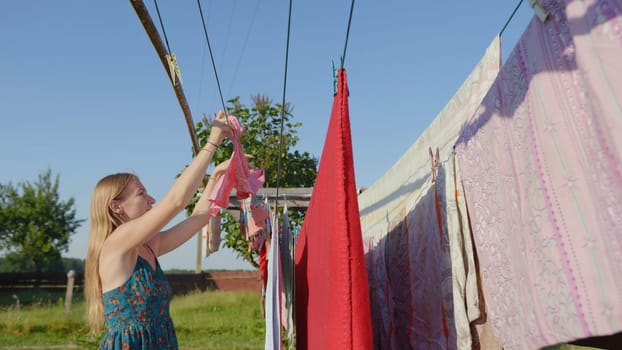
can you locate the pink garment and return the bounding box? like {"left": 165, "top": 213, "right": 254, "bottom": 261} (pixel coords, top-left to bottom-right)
{"left": 247, "top": 201, "right": 268, "bottom": 237}
{"left": 455, "top": 1, "right": 622, "bottom": 348}
{"left": 208, "top": 115, "right": 265, "bottom": 216}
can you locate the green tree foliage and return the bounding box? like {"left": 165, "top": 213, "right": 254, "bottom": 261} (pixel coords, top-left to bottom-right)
{"left": 190, "top": 95, "right": 317, "bottom": 267}
{"left": 0, "top": 257, "right": 84, "bottom": 274}
{"left": 0, "top": 169, "right": 84, "bottom": 272}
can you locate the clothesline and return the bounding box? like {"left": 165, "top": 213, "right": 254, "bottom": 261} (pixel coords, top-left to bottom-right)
{"left": 499, "top": 0, "right": 525, "bottom": 36}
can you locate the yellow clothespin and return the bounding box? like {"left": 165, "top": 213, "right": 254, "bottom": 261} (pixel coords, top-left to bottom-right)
{"left": 166, "top": 53, "right": 183, "bottom": 86}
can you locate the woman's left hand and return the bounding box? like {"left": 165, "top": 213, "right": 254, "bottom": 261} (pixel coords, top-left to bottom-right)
{"left": 212, "top": 154, "right": 253, "bottom": 177}
{"left": 213, "top": 159, "right": 231, "bottom": 177}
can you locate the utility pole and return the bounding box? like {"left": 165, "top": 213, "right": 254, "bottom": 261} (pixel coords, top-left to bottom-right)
{"left": 129, "top": 0, "right": 203, "bottom": 273}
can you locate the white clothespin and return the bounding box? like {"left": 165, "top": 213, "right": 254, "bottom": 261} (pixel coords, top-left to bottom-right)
{"left": 166, "top": 53, "right": 183, "bottom": 85}
{"left": 528, "top": 0, "right": 549, "bottom": 22}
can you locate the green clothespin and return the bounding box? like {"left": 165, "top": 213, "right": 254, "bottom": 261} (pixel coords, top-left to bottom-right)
{"left": 332, "top": 60, "right": 337, "bottom": 95}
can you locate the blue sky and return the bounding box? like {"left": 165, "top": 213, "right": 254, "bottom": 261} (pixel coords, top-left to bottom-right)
{"left": 0, "top": 1, "right": 533, "bottom": 270}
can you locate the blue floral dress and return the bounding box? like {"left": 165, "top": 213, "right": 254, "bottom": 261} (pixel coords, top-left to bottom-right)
{"left": 100, "top": 256, "right": 178, "bottom": 349}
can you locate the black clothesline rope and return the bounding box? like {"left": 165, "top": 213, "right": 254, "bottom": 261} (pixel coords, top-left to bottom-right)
{"left": 153, "top": 0, "right": 172, "bottom": 54}
{"left": 500, "top": 0, "right": 525, "bottom": 36}
{"left": 274, "top": 0, "right": 294, "bottom": 211}
{"left": 197, "top": 0, "right": 229, "bottom": 118}
{"left": 340, "top": 0, "right": 356, "bottom": 69}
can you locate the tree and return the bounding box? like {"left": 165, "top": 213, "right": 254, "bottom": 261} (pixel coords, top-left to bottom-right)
{"left": 0, "top": 169, "right": 84, "bottom": 272}
{"left": 190, "top": 95, "right": 317, "bottom": 267}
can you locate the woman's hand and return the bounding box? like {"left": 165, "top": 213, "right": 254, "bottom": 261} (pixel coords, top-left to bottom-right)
{"left": 212, "top": 154, "right": 253, "bottom": 178}
{"left": 208, "top": 110, "right": 231, "bottom": 146}
{"left": 212, "top": 159, "right": 231, "bottom": 177}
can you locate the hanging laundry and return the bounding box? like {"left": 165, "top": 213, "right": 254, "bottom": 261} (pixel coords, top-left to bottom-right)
{"left": 239, "top": 197, "right": 271, "bottom": 290}
{"left": 358, "top": 35, "right": 501, "bottom": 349}
{"left": 439, "top": 152, "right": 501, "bottom": 349}
{"left": 265, "top": 210, "right": 282, "bottom": 350}
{"left": 201, "top": 214, "right": 221, "bottom": 257}
{"left": 364, "top": 234, "right": 390, "bottom": 349}
{"left": 294, "top": 68, "right": 373, "bottom": 350}
{"left": 455, "top": 1, "right": 622, "bottom": 348}
{"left": 208, "top": 115, "right": 265, "bottom": 216}
{"left": 279, "top": 204, "right": 295, "bottom": 349}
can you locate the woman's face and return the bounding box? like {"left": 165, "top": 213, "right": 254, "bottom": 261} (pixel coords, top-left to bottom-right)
{"left": 115, "top": 178, "right": 155, "bottom": 220}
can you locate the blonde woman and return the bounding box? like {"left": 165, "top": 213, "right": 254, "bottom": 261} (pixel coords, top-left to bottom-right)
{"left": 85, "top": 111, "right": 231, "bottom": 349}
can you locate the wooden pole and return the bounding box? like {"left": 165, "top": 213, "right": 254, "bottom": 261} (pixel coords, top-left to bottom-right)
{"left": 129, "top": 0, "right": 203, "bottom": 274}
{"left": 129, "top": 0, "right": 201, "bottom": 155}
{"left": 64, "top": 270, "right": 75, "bottom": 316}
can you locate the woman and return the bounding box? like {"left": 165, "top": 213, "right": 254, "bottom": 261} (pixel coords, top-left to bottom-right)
{"left": 84, "top": 110, "right": 230, "bottom": 349}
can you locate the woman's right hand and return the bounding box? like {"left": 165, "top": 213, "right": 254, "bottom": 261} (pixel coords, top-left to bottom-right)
{"left": 208, "top": 110, "right": 231, "bottom": 146}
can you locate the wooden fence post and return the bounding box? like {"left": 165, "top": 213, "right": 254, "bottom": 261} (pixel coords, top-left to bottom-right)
{"left": 64, "top": 270, "right": 76, "bottom": 316}
{"left": 11, "top": 294, "right": 20, "bottom": 311}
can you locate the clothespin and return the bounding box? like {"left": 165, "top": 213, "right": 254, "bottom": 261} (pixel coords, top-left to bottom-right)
{"left": 528, "top": 0, "right": 549, "bottom": 22}
{"left": 332, "top": 60, "right": 338, "bottom": 95}
{"left": 166, "top": 53, "right": 183, "bottom": 85}
{"left": 430, "top": 147, "right": 440, "bottom": 183}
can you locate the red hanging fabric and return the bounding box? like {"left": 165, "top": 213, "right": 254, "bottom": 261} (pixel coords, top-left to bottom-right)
{"left": 294, "top": 68, "right": 373, "bottom": 350}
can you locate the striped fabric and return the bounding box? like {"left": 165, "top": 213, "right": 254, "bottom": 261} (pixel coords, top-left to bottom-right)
{"left": 265, "top": 211, "right": 282, "bottom": 350}
{"left": 455, "top": 0, "right": 622, "bottom": 348}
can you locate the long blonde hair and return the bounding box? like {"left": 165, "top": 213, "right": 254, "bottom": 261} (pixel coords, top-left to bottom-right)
{"left": 84, "top": 173, "right": 136, "bottom": 335}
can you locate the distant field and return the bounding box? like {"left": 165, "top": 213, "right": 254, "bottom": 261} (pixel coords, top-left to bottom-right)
{"left": 0, "top": 289, "right": 81, "bottom": 307}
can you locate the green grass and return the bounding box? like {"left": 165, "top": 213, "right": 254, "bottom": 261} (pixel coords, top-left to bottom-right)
{"left": 0, "top": 290, "right": 603, "bottom": 350}
{"left": 0, "top": 290, "right": 264, "bottom": 350}
{"left": 173, "top": 291, "right": 264, "bottom": 350}
{"left": 0, "top": 298, "right": 96, "bottom": 349}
